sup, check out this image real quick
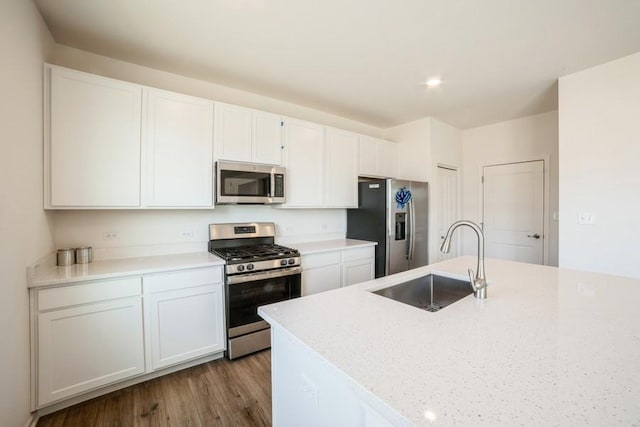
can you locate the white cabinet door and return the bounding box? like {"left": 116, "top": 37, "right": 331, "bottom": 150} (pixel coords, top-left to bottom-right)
{"left": 302, "top": 264, "right": 342, "bottom": 296}
{"left": 48, "top": 66, "right": 142, "bottom": 207}
{"left": 282, "top": 119, "right": 325, "bottom": 207}
{"left": 301, "top": 251, "right": 342, "bottom": 296}
{"left": 253, "top": 110, "right": 283, "bottom": 165}
{"left": 378, "top": 140, "right": 397, "bottom": 179}
{"left": 358, "top": 136, "right": 397, "bottom": 179}
{"left": 359, "top": 136, "right": 379, "bottom": 178}
{"left": 147, "top": 283, "right": 225, "bottom": 370}
{"left": 145, "top": 267, "right": 225, "bottom": 370}
{"left": 214, "top": 102, "right": 252, "bottom": 162}
{"left": 215, "top": 104, "right": 282, "bottom": 165}
{"left": 37, "top": 297, "right": 144, "bottom": 406}
{"left": 144, "top": 89, "right": 214, "bottom": 207}
{"left": 325, "top": 128, "right": 359, "bottom": 208}
{"left": 342, "top": 259, "right": 375, "bottom": 287}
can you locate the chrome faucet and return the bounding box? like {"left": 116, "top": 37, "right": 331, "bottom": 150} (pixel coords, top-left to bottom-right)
{"left": 440, "top": 220, "right": 487, "bottom": 299}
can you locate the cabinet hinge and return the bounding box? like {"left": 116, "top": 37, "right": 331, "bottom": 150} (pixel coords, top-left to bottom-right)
{"left": 280, "top": 121, "right": 284, "bottom": 127}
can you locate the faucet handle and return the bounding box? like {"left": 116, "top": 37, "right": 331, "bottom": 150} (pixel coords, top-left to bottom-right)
{"left": 468, "top": 268, "right": 475, "bottom": 288}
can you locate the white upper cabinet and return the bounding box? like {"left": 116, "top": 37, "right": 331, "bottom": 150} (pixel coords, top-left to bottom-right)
{"left": 144, "top": 88, "right": 214, "bottom": 207}
{"left": 253, "top": 110, "right": 284, "bottom": 165}
{"left": 282, "top": 118, "right": 325, "bottom": 207}
{"left": 358, "top": 136, "right": 397, "bottom": 179}
{"left": 324, "top": 128, "right": 358, "bottom": 208}
{"left": 214, "top": 102, "right": 252, "bottom": 162}
{"left": 214, "top": 102, "right": 282, "bottom": 165}
{"left": 47, "top": 66, "right": 142, "bottom": 207}
{"left": 282, "top": 120, "right": 360, "bottom": 208}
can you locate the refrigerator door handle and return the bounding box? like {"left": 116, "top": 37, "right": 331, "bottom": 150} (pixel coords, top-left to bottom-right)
{"left": 408, "top": 199, "right": 416, "bottom": 260}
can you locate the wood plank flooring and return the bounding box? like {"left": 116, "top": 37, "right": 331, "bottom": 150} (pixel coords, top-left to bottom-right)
{"left": 37, "top": 350, "right": 272, "bottom": 427}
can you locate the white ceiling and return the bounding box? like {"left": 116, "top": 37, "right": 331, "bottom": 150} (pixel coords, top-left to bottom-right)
{"left": 34, "top": 0, "right": 640, "bottom": 129}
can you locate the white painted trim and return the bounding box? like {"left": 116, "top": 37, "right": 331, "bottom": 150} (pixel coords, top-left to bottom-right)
{"left": 436, "top": 163, "right": 461, "bottom": 258}
{"left": 479, "top": 156, "right": 551, "bottom": 265}
{"left": 24, "top": 413, "right": 38, "bottom": 427}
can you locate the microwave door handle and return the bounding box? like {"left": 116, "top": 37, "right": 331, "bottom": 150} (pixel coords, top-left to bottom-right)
{"left": 270, "top": 171, "right": 274, "bottom": 197}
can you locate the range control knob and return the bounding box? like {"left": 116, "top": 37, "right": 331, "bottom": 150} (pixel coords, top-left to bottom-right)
{"left": 280, "top": 259, "right": 287, "bottom": 266}
{"left": 246, "top": 263, "right": 255, "bottom": 271}
{"left": 287, "top": 258, "right": 296, "bottom": 265}
{"left": 237, "top": 265, "right": 245, "bottom": 272}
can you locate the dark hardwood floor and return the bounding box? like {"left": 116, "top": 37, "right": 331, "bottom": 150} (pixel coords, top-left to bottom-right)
{"left": 37, "top": 350, "right": 272, "bottom": 427}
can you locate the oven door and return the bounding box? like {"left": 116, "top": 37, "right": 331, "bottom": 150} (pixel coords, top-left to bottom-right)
{"left": 226, "top": 267, "right": 301, "bottom": 339}
{"left": 216, "top": 161, "right": 285, "bottom": 204}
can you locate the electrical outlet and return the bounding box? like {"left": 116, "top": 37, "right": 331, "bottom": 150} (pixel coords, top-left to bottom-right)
{"left": 300, "top": 375, "right": 319, "bottom": 408}
{"left": 180, "top": 230, "right": 194, "bottom": 240}
{"left": 103, "top": 232, "right": 119, "bottom": 241}
{"left": 577, "top": 212, "right": 597, "bottom": 225}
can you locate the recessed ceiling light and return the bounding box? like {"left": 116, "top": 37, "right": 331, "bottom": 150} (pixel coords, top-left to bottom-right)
{"left": 425, "top": 78, "right": 442, "bottom": 88}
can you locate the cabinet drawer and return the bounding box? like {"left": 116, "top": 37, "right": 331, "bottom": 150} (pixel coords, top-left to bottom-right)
{"left": 144, "top": 267, "right": 223, "bottom": 293}
{"left": 301, "top": 251, "right": 341, "bottom": 269}
{"left": 342, "top": 246, "right": 375, "bottom": 262}
{"left": 38, "top": 277, "right": 141, "bottom": 311}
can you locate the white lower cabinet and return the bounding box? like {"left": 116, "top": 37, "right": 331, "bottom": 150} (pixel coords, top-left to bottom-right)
{"left": 301, "top": 246, "right": 375, "bottom": 296}
{"left": 302, "top": 252, "right": 342, "bottom": 296}
{"left": 145, "top": 267, "right": 225, "bottom": 370}
{"left": 36, "top": 278, "right": 144, "bottom": 406}
{"left": 33, "top": 266, "right": 225, "bottom": 409}
{"left": 342, "top": 259, "right": 375, "bottom": 287}
{"left": 341, "top": 246, "right": 375, "bottom": 287}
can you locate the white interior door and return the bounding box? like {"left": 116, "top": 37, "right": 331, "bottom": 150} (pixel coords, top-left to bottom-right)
{"left": 436, "top": 166, "right": 459, "bottom": 261}
{"left": 483, "top": 160, "right": 544, "bottom": 264}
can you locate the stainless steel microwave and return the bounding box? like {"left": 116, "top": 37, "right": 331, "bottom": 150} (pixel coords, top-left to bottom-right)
{"left": 216, "top": 161, "right": 285, "bottom": 204}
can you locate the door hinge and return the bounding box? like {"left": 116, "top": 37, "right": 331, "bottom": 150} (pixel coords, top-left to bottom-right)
{"left": 280, "top": 121, "right": 284, "bottom": 127}
{"left": 481, "top": 176, "right": 484, "bottom": 184}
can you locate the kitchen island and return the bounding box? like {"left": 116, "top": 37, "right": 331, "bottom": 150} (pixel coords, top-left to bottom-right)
{"left": 258, "top": 256, "right": 640, "bottom": 426}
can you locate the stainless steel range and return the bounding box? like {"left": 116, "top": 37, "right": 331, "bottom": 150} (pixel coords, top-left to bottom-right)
{"left": 208, "top": 222, "right": 301, "bottom": 359}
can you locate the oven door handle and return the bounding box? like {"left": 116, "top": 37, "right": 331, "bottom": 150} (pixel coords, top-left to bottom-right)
{"left": 226, "top": 266, "right": 302, "bottom": 285}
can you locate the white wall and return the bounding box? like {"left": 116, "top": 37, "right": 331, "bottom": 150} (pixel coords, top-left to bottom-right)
{"left": 461, "top": 111, "right": 559, "bottom": 266}
{"left": 0, "top": 1, "right": 54, "bottom": 425}
{"left": 51, "top": 207, "right": 346, "bottom": 260}
{"left": 45, "top": 45, "right": 388, "bottom": 255}
{"left": 558, "top": 52, "right": 640, "bottom": 278}
{"left": 385, "top": 117, "right": 463, "bottom": 262}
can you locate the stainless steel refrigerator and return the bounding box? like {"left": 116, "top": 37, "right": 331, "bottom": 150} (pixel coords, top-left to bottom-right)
{"left": 347, "top": 178, "right": 428, "bottom": 278}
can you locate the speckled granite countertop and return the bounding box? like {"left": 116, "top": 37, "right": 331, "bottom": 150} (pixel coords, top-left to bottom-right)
{"left": 259, "top": 256, "right": 640, "bottom": 426}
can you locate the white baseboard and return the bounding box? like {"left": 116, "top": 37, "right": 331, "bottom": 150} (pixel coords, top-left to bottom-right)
{"left": 24, "top": 413, "right": 39, "bottom": 427}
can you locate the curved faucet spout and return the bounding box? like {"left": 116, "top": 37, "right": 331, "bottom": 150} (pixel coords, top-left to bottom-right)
{"left": 440, "top": 220, "right": 487, "bottom": 299}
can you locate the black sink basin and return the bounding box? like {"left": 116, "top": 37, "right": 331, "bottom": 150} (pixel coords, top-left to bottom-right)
{"left": 372, "top": 274, "right": 473, "bottom": 312}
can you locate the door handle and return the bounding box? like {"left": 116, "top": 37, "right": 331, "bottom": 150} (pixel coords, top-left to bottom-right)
{"left": 527, "top": 234, "right": 541, "bottom": 239}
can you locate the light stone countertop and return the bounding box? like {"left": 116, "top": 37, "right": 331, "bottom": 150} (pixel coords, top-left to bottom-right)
{"left": 259, "top": 256, "right": 640, "bottom": 426}
{"left": 28, "top": 251, "right": 225, "bottom": 288}
{"left": 27, "top": 239, "right": 374, "bottom": 288}
{"left": 291, "top": 238, "right": 377, "bottom": 255}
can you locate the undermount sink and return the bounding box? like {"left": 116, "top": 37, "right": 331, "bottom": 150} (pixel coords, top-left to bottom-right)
{"left": 372, "top": 274, "right": 473, "bottom": 312}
